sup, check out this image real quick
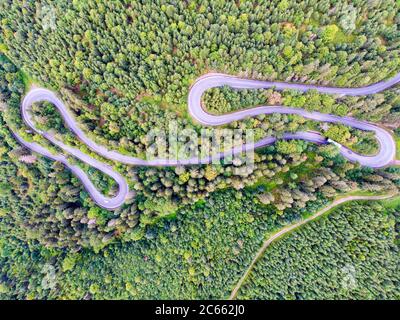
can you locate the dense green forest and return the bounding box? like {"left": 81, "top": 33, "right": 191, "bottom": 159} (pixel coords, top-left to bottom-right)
{"left": 1, "top": 193, "right": 399, "bottom": 299}
{"left": 237, "top": 200, "right": 400, "bottom": 300}
{"left": 0, "top": 0, "right": 400, "bottom": 299}
{"left": 0, "top": 189, "right": 290, "bottom": 299}
{"left": 2, "top": 52, "right": 398, "bottom": 249}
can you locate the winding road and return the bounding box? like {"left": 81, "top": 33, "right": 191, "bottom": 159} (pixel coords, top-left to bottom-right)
{"left": 14, "top": 73, "right": 399, "bottom": 209}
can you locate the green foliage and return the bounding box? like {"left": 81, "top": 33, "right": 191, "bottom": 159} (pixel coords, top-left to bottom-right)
{"left": 0, "top": 0, "right": 399, "bottom": 300}
{"left": 324, "top": 124, "right": 351, "bottom": 144}
{"left": 0, "top": 190, "right": 287, "bottom": 299}
{"left": 276, "top": 140, "right": 305, "bottom": 155}
{"left": 238, "top": 201, "right": 400, "bottom": 299}
{"left": 322, "top": 24, "right": 340, "bottom": 42}
{"left": 62, "top": 254, "right": 78, "bottom": 272}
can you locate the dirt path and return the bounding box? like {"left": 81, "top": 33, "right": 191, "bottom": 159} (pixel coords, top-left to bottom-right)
{"left": 228, "top": 193, "right": 398, "bottom": 300}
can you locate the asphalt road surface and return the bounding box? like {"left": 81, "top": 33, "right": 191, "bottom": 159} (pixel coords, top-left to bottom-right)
{"left": 14, "top": 73, "right": 399, "bottom": 209}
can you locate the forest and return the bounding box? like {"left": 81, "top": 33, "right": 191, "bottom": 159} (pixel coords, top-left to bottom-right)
{"left": 1, "top": 192, "right": 399, "bottom": 299}
{"left": 0, "top": 0, "right": 399, "bottom": 299}
{"left": 237, "top": 200, "right": 400, "bottom": 300}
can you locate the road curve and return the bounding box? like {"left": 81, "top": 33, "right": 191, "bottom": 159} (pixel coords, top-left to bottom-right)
{"left": 188, "top": 73, "right": 397, "bottom": 168}
{"left": 229, "top": 192, "right": 399, "bottom": 300}
{"left": 15, "top": 73, "right": 399, "bottom": 209}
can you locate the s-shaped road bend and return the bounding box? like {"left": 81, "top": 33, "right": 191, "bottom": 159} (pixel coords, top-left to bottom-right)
{"left": 14, "top": 73, "right": 400, "bottom": 209}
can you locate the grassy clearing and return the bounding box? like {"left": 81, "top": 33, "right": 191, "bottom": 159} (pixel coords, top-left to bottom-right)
{"left": 338, "top": 189, "right": 379, "bottom": 197}
{"left": 20, "top": 69, "right": 35, "bottom": 91}
{"left": 149, "top": 211, "right": 178, "bottom": 226}
{"left": 381, "top": 195, "right": 400, "bottom": 209}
